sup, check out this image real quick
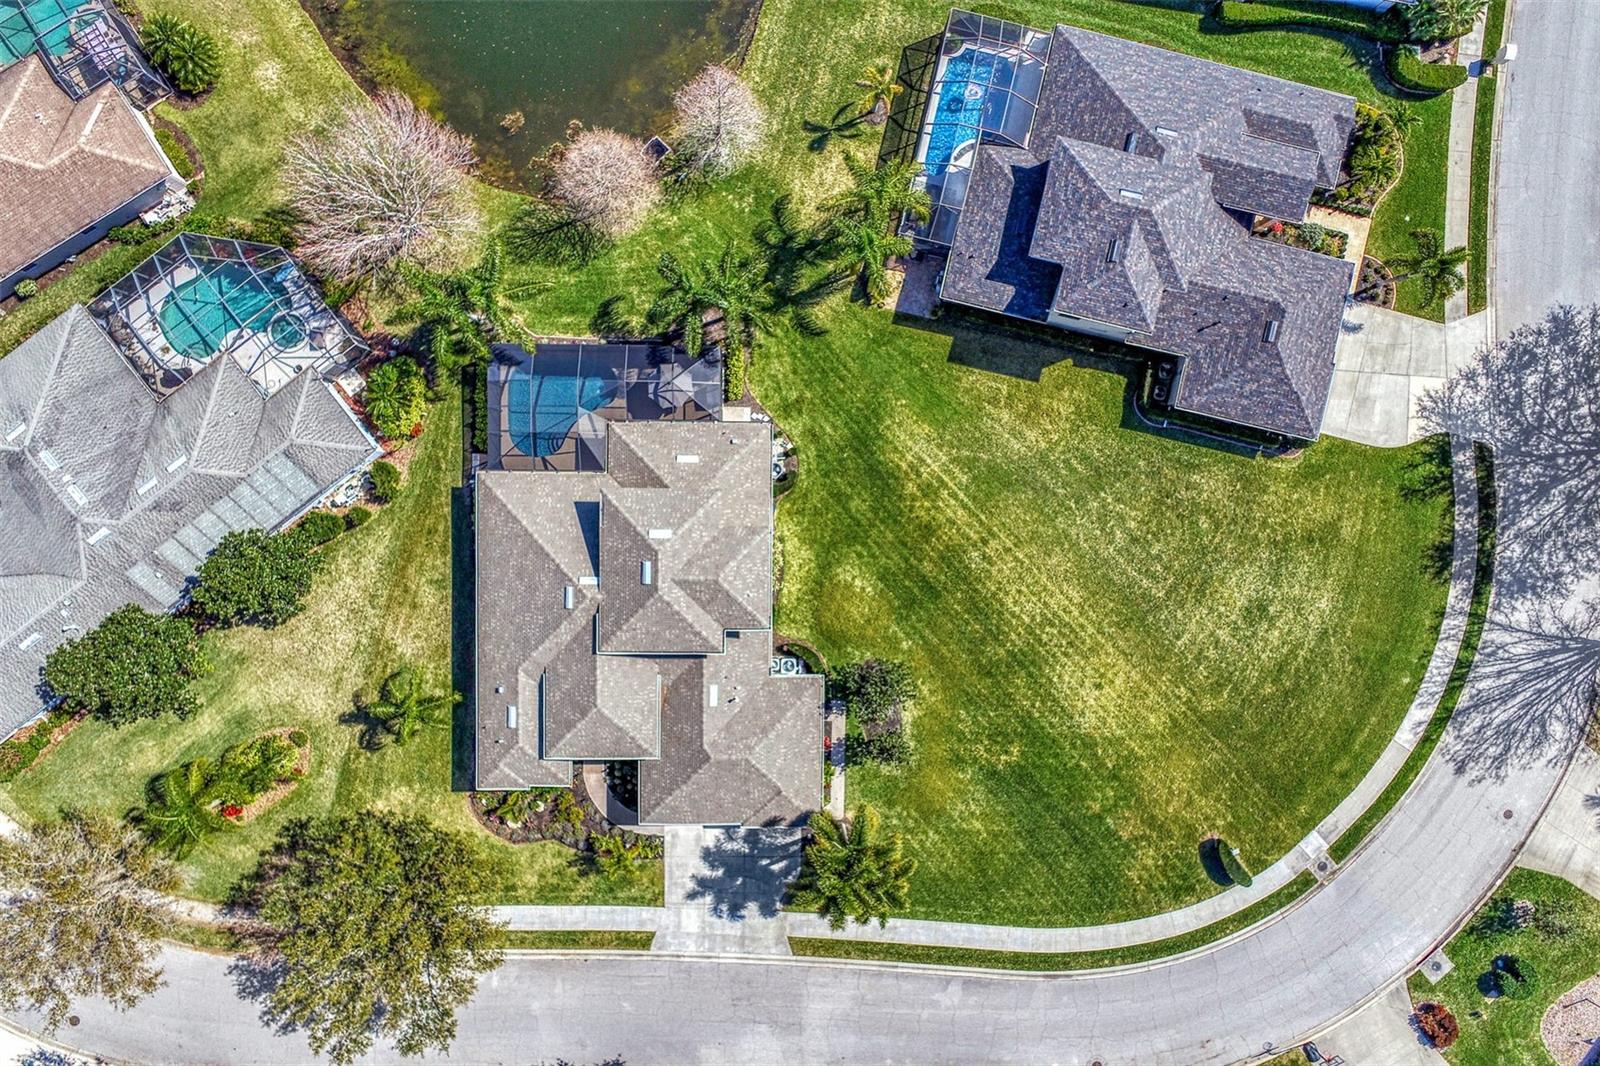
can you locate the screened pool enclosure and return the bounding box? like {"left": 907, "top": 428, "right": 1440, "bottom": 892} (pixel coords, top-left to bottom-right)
{"left": 906, "top": 9, "right": 1051, "bottom": 246}
{"left": 0, "top": 0, "right": 166, "bottom": 105}
{"left": 89, "top": 234, "right": 366, "bottom": 398}
{"left": 488, "top": 343, "right": 722, "bottom": 472}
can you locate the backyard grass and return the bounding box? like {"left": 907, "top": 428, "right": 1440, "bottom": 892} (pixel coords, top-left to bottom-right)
{"left": 1407, "top": 868, "right": 1600, "bottom": 1066}
{"left": 758, "top": 306, "right": 1451, "bottom": 925}
{"left": 0, "top": 395, "right": 661, "bottom": 908}
{"left": 790, "top": 872, "right": 1315, "bottom": 970}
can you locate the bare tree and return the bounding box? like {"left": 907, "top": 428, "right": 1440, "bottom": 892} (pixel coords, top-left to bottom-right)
{"left": 284, "top": 91, "right": 480, "bottom": 281}
{"left": 549, "top": 128, "right": 661, "bottom": 238}
{"left": 672, "top": 64, "right": 765, "bottom": 177}
{"left": 0, "top": 810, "right": 179, "bottom": 1029}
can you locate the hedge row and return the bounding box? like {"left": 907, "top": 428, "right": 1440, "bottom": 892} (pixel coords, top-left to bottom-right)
{"left": 1387, "top": 45, "right": 1468, "bottom": 95}
{"left": 1211, "top": 0, "right": 1406, "bottom": 44}
{"left": 0, "top": 709, "right": 72, "bottom": 784}
{"left": 723, "top": 348, "right": 747, "bottom": 403}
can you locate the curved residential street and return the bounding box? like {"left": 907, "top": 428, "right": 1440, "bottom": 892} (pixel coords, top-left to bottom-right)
{"left": 9, "top": 3, "right": 1600, "bottom": 1064}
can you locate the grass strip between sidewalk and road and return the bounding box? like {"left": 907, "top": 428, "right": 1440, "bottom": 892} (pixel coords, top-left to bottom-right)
{"left": 787, "top": 872, "right": 1316, "bottom": 972}
{"left": 1467, "top": 0, "right": 1509, "bottom": 314}
{"left": 163, "top": 921, "right": 655, "bottom": 955}
{"left": 1329, "top": 444, "right": 1498, "bottom": 864}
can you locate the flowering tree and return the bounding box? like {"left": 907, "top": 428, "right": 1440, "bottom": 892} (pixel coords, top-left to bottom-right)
{"left": 672, "top": 64, "right": 765, "bottom": 177}
{"left": 549, "top": 128, "right": 661, "bottom": 238}
{"left": 284, "top": 92, "right": 480, "bottom": 281}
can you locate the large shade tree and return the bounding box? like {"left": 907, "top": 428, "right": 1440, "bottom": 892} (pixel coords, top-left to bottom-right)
{"left": 43, "top": 605, "right": 203, "bottom": 725}
{"left": 790, "top": 805, "right": 915, "bottom": 929}
{"left": 672, "top": 64, "right": 765, "bottom": 178}
{"left": 549, "top": 128, "right": 661, "bottom": 238}
{"left": 0, "top": 810, "right": 178, "bottom": 1029}
{"left": 191, "top": 529, "right": 323, "bottom": 628}
{"left": 248, "top": 812, "right": 504, "bottom": 1064}
{"left": 284, "top": 92, "right": 480, "bottom": 281}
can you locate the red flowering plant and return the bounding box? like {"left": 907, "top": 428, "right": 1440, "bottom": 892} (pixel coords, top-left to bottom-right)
{"left": 222, "top": 804, "right": 244, "bottom": 819}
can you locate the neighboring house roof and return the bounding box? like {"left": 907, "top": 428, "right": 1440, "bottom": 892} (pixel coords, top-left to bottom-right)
{"left": 0, "top": 54, "right": 173, "bottom": 278}
{"left": 475, "top": 419, "right": 820, "bottom": 826}
{"left": 938, "top": 21, "right": 1356, "bottom": 439}
{"left": 0, "top": 305, "right": 379, "bottom": 738}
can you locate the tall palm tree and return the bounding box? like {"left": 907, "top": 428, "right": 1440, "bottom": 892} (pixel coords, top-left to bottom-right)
{"left": 823, "top": 155, "right": 931, "bottom": 227}
{"left": 789, "top": 805, "right": 915, "bottom": 930}
{"left": 828, "top": 213, "right": 914, "bottom": 305}
{"left": 646, "top": 244, "right": 774, "bottom": 358}
{"left": 1386, "top": 228, "right": 1470, "bottom": 309}
{"left": 142, "top": 759, "right": 226, "bottom": 858}
{"left": 854, "top": 62, "right": 903, "bottom": 126}
{"left": 393, "top": 241, "right": 534, "bottom": 375}
{"left": 369, "top": 666, "right": 461, "bottom": 746}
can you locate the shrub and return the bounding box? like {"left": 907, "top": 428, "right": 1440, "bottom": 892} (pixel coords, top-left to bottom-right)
{"left": 723, "top": 347, "right": 747, "bottom": 402}
{"left": 13, "top": 279, "right": 37, "bottom": 300}
{"left": 288, "top": 729, "right": 310, "bottom": 748}
{"left": 1404, "top": 0, "right": 1487, "bottom": 42}
{"left": 1217, "top": 840, "right": 1254, "bottom": 888}
{"left": 369, "top": 460, "right": 403, "bottom": 503}
{"left": 212, "top": 735, "right": 298, "bottom": 806}
{"left": 1298, "top": 221, "right": 1327, "bottom": 254}
{"left": 833, "top": 659, "right": 918, "bottom": 727}
{"left": 857, "top": 728, "right": 912, "bottom": 765}
{"left": 191, "top": 529, "right": 323, "bottom": 628}
{"left": 154, "top": 127, "right": 195, "bottom": 181}
{"left": 0, "top": 709, "right": 72, "bottom": 784}
{"left": 43, "top": 606, "right": 203, "bottom": 726}
{"left": 364, "top": 356, "right": 427, "bottom": 441}
{"left": 292, "top": 510, "right": 345, "bottom": 548}
{"left": 1494, "top": 954, "right": 1538, "bottom": 999}
{"left": 1387, "top": 46, "right": 1468, "bottom": 95}
{"left": 1414, "top": 1002, "right": 1459, "bottom": 1048}
{"left": 345, "top": 506, "right": 373, "bottom": 529}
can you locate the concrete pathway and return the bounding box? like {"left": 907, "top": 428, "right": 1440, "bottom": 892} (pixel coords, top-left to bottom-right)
{"left": 652, "top": 825, "right": 800, "bottom": 955}
{"left": 1520, "top": 746, "right": 1600, "bottom": 900}
{"left": 1444, "top": 14, "right": 1486, "bottom": 323}
{"left": 1315, "top": 984, "right": 1446, "bottom": 1066}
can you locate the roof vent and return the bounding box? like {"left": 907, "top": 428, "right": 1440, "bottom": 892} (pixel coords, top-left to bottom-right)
{"left": 578, "top": 575, "right": 600, "bottom": 586}
{"left": 647, "top": 528, "right": 673, "bottom": 540}
{"left": 65, "top": 485, "right": 89, "bottom": 507}
{"left": 38, "top": 448, "right": 61, "bottom": 471}
{"left": 1119, "top": 188, "right": 1144, "bottom": 201}
{"left": 563, "top": 585, "right": 575, "bottom": 609}
{"left": 1106, "top": 238, "right": 1123, "bottom": 265}
{"left": 4, "top": 422, "right": 24, "bottom": 442}
{"left": 137, "top": 476, "right": 159, "bottom": 496}
{"left": 708, "top": 682, "right": 719, "bottom": 707}
{"left": 641, "top": 559, "right": 653, "bottom": 585}
{"left": 1262, "top": 318, "right": 1282, "bottom": 344}
{"left": 506, "top": 704, "right": 518, "bottom": 728}
{"left": 17, "top": 633, "right": 42, "bottom": 651}
{"left": 1154, "top": 125, "right": 1178, "bottom": 136}
{"left": 165, "top": 455, "right": 188, "bottom": 473}
{"left": 1123, "top": 131, "right": 1139, "bottom": 152}
{"left": 675, "top": 453, "right": 700, "bottom": 464}
{"left": 87, "top": 527, "right": 111, "bottom": 546}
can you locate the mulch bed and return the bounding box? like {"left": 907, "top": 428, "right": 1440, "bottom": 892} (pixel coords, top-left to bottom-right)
{"left": 225, "top": 728, "right": 311, "bottom": 825}
{"left": 469, "top": 779, "right": 657, "bottom": 855}
{"left": 29, "top": 712, "right": 87, "bottom": 764}
{"left": 1355, "top": 255, "right": 1397, "bottom": 308}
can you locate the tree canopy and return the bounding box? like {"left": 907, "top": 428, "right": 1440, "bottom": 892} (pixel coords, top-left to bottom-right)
{"left": 790, "top": 805, "right": 915, "bottom": 930}
{"left": 249, "top": 812, "right": 504, "bottom": 1064}
{"left": 42, "top": 605, "right": 203, "bottom": 725}
{"left": 191, "top": 529, "right": 323, "bottom": 628}
{"left": 0, "top": 810, "right": 178, "bottom": 1029}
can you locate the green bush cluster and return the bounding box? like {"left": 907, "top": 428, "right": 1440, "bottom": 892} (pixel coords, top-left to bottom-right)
{"left": 472, "top": 363, "right": 489, "bottom": 454}
{"left": 365, "top": 356, "right": 428, "bottom": 441}
{"left": 723, "top": 349, "right": 747, "bottom": 403}
{"left": 0, "top": 709, "right": 72, "bottom": 784}
{"left": 211, "top": 734, "right": 299, "bottom": 807}
{"left": 43, "top": 605, "right": 203, "bottom": 726}
{"left": 1217, "top": 839, "right": 1254, "bottom": 888}
{"left": 1211, "top": 0, "right": 1405, "bottom": 43}
{"left": 1386, "top": 46, "right": 1468, "bottom": 95}
{"left": 154, "top": 127, "right": 196, "bottom": 181}
{"left": 346, "top": 505, "right": 373, "bottom": 530}
{"left": 369, "top": 460, "right": 404, "bottom": 503}
{"left": 292, "top": 510, "right": 346, "bottom": 548}
{"left": 191, "top": 528, "right": 324, "bottom": 628}
{"left": 140, "top": 12, "right": 222, "bottom": 94}
{"left": 13, "top": 279, "right": 38, "bottom": 300}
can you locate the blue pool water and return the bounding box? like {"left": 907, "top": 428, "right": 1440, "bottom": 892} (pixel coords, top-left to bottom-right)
{"left": 157, "top": 263, "right": 287, "bottom": 360}
{"left": 506, "top": 368, "right": 615, "bottom": 457}
{"left": 924, "top": 46, "right": 1015, "bottom": 172}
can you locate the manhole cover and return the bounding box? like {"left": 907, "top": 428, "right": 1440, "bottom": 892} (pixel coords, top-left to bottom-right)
{"left": 68, "top": 1015, "right": 79, "bottom": 1027}
{"left": 1503, "top": 809, "right": 1514, "bottom": 820}
{"left": 1431, "top": 961, "right": 1442, "bottom": 972}
{"left": 1317, "top": 860, "right": 1330, "bottom": 873}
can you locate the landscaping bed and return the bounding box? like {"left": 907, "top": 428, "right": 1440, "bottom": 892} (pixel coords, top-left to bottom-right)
{"left": 1355, "top": 255, "right": 1397, "bottom": 308}
{"left": 1253, "top": 218, "right": 1349, "bottom": 259}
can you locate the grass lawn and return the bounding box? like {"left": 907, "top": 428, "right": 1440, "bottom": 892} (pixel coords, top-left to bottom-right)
{"left": 1467, "top": 0, "right": 1509, "bottom": 315}
{"left": 0, "top": 395, "right": 660, "bottom": 907}
{"left": 1408, "top": 869, "right": 1600, "bottom": 1066}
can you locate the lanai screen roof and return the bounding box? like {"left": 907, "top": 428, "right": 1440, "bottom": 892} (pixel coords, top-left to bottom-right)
{"left": 0, "top": 0, "right": 165, "bottom": 105}
{"left": 908, "top": 9, "right": 1052, "bottom": 246}
{"left": 88, "top": 233, "right": 366, "bottom": 399}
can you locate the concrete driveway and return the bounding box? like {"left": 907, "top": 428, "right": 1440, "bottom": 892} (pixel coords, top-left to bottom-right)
{"left": 1323, "top": 304, "right": 1490, "bottom": 447}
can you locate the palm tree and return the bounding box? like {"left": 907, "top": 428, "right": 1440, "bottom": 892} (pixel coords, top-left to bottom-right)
{"left": 854, "top": 62, "right": 903, "bottom": 126}
{"left": 789, "top": 805, "right": 915, "bottom": 930}
{"left": 1385, "top": 228, "right": 1470, "bottom": 309}
{"left": 646, "top": 244, "right": 774, "bottom": 358}
{"left": 828, "top": 212, "right": 914, "bottom": 305}
{"left": 393, "top": 241, "right": 535, "bottom": 375}
{"left": 139, "top": 13, "right": 185, "bottom": 66}
{"left": 369, "top": 666, "right": 461, "bottom": 746}
{"left": 1404, "top": 0, "right": 1488, "bottom": 42}
{"left": 1385, "top": 102, "right": 1421, "bottom": 138}
{"left": 142, "top": 759, "right": 226, "bottom": 858}
{"left": 144, "top": 20, "right": 221, "bottom": 94}
{"left": 489, "top": 789, "right": 548, "bottom": 826}
{"left": 823, "top": 155, "right": 931, "bottom": 227}
{"left": 1350, "top": 141, "right": 1400, "bottom": 192}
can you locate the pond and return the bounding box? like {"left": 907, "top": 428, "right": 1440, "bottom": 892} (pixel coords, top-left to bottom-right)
{"left": 324, "top": 0, "right": 756, "bottom": 191}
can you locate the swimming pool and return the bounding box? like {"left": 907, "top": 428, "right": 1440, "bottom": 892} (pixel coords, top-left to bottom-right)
{"left": 505, "top": 366, "right": 617, "bottom": 457}
{"left": 157, "top": 262, "right": 288, "bottom": 360}
{"left": 924, "top": 45, "right": 1018, "bottom": 172}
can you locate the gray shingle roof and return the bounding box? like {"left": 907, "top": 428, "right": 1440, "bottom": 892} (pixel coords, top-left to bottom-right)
{"left": 0, "top": 305, "right": 379, "bottom": 737}
{"left": 938, "top": 21, "right": 1356, "bottom": 440}
{"left": 474, "top": 420, "right": 820, "bottom": 825}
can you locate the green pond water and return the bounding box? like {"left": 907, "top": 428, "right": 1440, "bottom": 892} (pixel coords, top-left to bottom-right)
{"left": 362, "top": 0, "right": 755, "bottom": 190}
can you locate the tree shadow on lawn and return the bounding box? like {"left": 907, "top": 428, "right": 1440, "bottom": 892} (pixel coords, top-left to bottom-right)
{"left": 802, "top": 103, "right": 869, "bottom": 154}
{"left": 1197, "top": 837, "right": 1233, "bottom": 887}
{"left": 1400, "top": 432, "right": 1458, "bottom": 584}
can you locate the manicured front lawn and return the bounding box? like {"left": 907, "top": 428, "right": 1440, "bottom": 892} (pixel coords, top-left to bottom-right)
{"left": 1408, "top": 869, "right": 1600, "bottom": 1066}
{"left": 0, "top": 396, "right": 660, "bottom": 908}
{"left": 759, "top": 308, "right": 1451, "bottom": 925}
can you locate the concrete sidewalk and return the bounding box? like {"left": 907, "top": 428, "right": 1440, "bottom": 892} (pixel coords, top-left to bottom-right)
{"left": 1312, "top": 984, "right": 1446, "bottom": 1066}
{"left": 1520, "top": 747, "right": 1600, "bottom": 899}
